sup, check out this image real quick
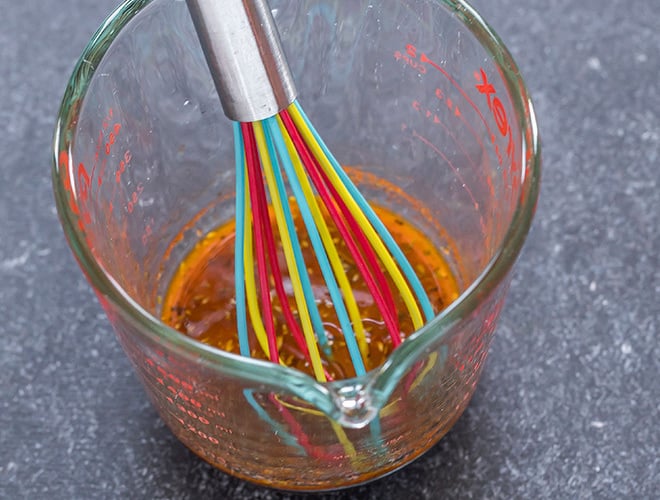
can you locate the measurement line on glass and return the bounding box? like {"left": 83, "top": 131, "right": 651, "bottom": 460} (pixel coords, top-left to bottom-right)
{"left": 394, "top": 44, "right": 520, "bottom": 175}
{"left": 60, "top": 107, "right": 154, "bottom": 247}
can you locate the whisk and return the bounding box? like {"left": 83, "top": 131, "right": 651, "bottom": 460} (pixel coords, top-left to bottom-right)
{"left": 186, "top": 0, "right": 435, "bottom": 381}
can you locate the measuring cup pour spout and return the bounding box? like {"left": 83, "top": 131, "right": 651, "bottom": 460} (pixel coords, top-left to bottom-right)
{"left": 321, "top": 340, "right": 432, "bottom": 427}
{"left": 273, "top": 370, "right": 384, "bottom": 429}
{"left": 329, "top": 382, "right": 380, "bottom": 429}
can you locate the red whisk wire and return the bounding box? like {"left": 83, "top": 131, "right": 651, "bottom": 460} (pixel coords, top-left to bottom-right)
{"left": 242, "top": 123, "right": 279, "bottom": 363}
{"left": 244, "top": 123, "right": 333, "bottom": 375}
{"left": 311, "top": 157, "right": 401, "bottom": 347}
{"left": 279, "top": 110, "right": 402, "bottom": 346}
{"left": 311, "top": 152, "right": 401, "bottom": 338}
{"left": 250, "top": 132, "right": 314, "bottom": 363}
{"left": 269, "top": 394, "right": 330, "bottom": 459}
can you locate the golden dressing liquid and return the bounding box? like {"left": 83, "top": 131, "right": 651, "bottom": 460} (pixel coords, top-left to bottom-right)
{"left": 161, "top": 203, "right": 459, "bottom": 380}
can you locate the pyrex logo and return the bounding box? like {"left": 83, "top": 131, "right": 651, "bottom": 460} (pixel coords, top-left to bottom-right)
{"left": 475, "top": 68, "right": 519, "bottom": 176}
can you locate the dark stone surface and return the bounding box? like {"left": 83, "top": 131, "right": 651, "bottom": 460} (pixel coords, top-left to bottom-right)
{"left": 1, "top": 0, "right": 658, "bottom": 498}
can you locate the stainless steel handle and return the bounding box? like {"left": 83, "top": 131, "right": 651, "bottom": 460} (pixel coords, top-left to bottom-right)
{"left": 185, "top": 0, "right": 297, "bottom": 122}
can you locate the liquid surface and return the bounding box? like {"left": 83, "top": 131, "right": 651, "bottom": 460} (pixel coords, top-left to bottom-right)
{"left": 162, "top": 204, "right": 459, "bottom": 379}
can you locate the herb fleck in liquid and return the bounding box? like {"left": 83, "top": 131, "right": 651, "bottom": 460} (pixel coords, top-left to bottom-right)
{"left": 162, "top": 203, "right": 459, "bottom": 380}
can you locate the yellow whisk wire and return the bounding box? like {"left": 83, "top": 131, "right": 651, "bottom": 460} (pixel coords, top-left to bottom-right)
{"left": 288, "top": 105, "right": 425, "bottom": 330}
{"left": 275, "top": 115, "right": 369, "bottom": 359}
{"left": 252, "top": 122, "right": 327, "bottom": 382}
{"left": 243, "top": 175, "right": 272, "bottom": 360}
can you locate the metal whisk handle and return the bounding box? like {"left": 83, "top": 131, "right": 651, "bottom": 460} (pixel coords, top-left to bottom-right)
{"left": 185, "top": 0, "right": 297, "bottom": 122}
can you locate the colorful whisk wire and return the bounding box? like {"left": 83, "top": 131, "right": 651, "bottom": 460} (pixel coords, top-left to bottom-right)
{"left": 233, "top": 100, "right": 434, "bottom": 380}
{"left": 186, "top": 0, "right": 434, "bottom": 381}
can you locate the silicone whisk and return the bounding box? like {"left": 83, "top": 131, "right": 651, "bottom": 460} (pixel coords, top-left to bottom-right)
{"left": 185, "top": 0, "right": 434, "bottom": 381}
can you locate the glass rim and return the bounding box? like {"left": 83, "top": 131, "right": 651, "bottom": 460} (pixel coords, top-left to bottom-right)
{"left": 52, "top": 0, "right": 541, "bottom": 399}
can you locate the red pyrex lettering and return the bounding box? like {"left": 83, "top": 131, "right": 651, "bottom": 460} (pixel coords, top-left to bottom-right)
{"left": 475, "top": 68, "right": 518, "bottom": 173}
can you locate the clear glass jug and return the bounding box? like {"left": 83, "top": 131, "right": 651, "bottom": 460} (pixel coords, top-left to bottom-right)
{"left": 53, "top": 0, "right": 540, "bottom": 490}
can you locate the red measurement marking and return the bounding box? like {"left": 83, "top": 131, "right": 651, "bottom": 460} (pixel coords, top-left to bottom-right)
{"left": 476, "top": 68, "right": 519, "bottom": 173}
{"left": 397, "top": 44, "right": 519, "bottom": 192}
{"left": 86, "top": 130, "right": 104, "bottom": 187}
{"left": 173, "top": 402, "right": 209, "bottom": 424}
{"left": 59, "top": 107, "right": 132, "bottom": 239}
{"left": 59, "top": 151, "right": 72, "bottom": 192}
{"left": 58, "top": 150, "right": 80, "bottom": 217}
{"left": 434, "top": 87, "right": 496, "bottom": 190}
{"left": 101, "top": 107, "right": 114, "bottom": 130}
{"left": 126, "top": 183, "right": 143, "bottom": 213}
{"left": 418, "top": 50, "right": 492, "bottom": 134}
{"left": 486, "top": 175, "right": 495, "bottom": 198}
{"left": 410, "top": 99, "right": 482, "bottom": 181}
{"left": 100, "top": 110, "right": 127, "bottom": 216}
{"left": 207, "top": 407, "right": 226, "bottom": 419}
{"left": 105, "top": 123, "right": 122, "bottom": 155}
{"left": 175, "top": 416, "right": 222, "bottom": 444}
{"left": 397, "top": 44, "right": 493, "bottom": 137}
{"left": 512, "top": 169, "right": 521, "bottom": 193}
{"left": 435, "top": 83, "right": 485, "bottom": 151}
{"left": 399, "top": 45, "right": 499, "bottom": 185}
{"left": 141, "top": 217, "right": 154, "bottom": 246}
{"left": 77, "top": 163, "right": 90, "bottom": 201}
{"left": 435, "top": 88, "right": 461, "bottom": 117}
{"left": 115, "top": 150, "right": 132, "bottom": 184}
{"left": 214, "top": 422, "right": 232, "bottom": 435}
{"left": 393, "top": 46, "right": 427, "bottom": 74}
{"left": 412, "top": 129, "right": 487, "bottom": 237}
{"left": 147, "top": 357, "right": 198, "bottom": 398}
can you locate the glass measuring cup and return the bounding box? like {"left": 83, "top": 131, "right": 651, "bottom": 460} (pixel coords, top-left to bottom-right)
{"left": 52, "top": 0, "right": 540, "bottom": 491}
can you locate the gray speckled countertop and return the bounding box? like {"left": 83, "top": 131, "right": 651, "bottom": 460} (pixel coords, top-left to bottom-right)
{"left": 1, "top": 0, "right": 658, "bottom": 498}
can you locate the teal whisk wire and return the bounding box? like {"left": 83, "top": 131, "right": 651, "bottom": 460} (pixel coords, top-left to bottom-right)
{"left": 191, "top": 0, "right": 437, "bottom": 381}
{"left": 233, "top": 122, "right": 250, "bottom": 357}
{"left": 266, "top": 115, "right": 367, "bottom": 376}
{"left": 293, "top": 101, "right": 436, "bottom": 322}
{"left": 261, "top": 118, "right": 329, "bottom": 351}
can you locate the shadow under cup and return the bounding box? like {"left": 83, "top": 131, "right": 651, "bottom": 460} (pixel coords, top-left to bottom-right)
{"left": 53, "top": 0, "right": 540, "bottom": 491}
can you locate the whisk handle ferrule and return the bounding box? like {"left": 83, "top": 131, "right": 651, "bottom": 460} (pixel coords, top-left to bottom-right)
{"left": 186, "top": 0, "right": 297, "bottom": 122}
